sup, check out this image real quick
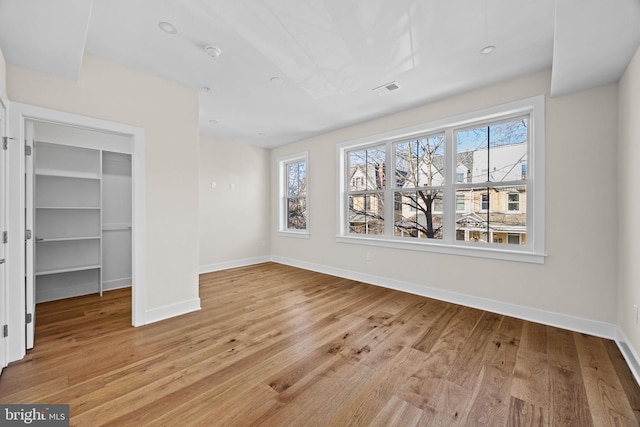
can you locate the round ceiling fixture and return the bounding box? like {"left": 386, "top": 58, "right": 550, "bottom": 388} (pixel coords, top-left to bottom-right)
{"left": 258, "top": 133, "right": 267, "bottom": 137}
{"left": 270, "top": 76, "right": 283, "bottom": 85}
{"left": 204, "top": 45, "right": 222, "bottom": 58}
{"left": 480, "top": 45, "right": 496, "bottom": 55}
{"left": 158, "top": 22, "right": 177, "bottom": 34}
{"left": 209, "top": 119, "right": 218, "bottom": 124}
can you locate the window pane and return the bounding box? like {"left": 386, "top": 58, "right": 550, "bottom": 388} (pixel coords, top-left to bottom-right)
{"left": 394, "top": 134, "right": 445, "bottom": 188}
{"left": 490, "top": 185, "right": 526, "bottom": 245}
{"left": 455, "top": 186, "right": 526, "bottom": 244}
{"left": 287, "top": 197, "right": 307, "bottom": 229}
{"left": 456, "top": 188, "right": 488, "bottom": 242}
{"left": 456, "top": 117, "right": 528, "bottom": 183}
{"left": 348, "top": 193, "right": 384, "bottom": 235}
{"left": 394, "top": 190, "right": 442, "bottom": 239}
{"left": 348, "top": 146, "right": 386, "bottom": 191}
{"left": 286, "top": 161, "right": 306, "bottom": 196}
{"left": 456, "top": 194, "right": 466, "bottom": 211}
{"left": 481, "top": 193, "right": 489, "bottom": 211}
{"left": 507, "top": 192, "right": 520, "bottom": 211}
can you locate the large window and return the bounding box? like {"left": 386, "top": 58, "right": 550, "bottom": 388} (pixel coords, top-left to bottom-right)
{"left": 338, "top": 96, "right": 544, "bottom": 263}
{"left": 279, "top": 153, "right": 308, "bottom": 236}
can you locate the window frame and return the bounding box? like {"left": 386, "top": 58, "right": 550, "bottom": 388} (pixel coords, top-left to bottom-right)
{"left": 278, "top": 152, "right": 309, "bottom": 238}
{"left": 336, "top": 96, "right": 545, "bottom": 264}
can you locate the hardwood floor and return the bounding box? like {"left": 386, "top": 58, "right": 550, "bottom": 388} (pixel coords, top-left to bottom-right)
{"left": 1, "top": 262, "right": 639, "bottom": 426}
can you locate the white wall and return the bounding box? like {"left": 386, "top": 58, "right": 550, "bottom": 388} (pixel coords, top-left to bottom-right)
{"left": 271, "top": 69, "right": 619, "bottom": 327}
{"left": 618, "top": 46, "right": 640, "bottom": 354}
{"left": 7, "top": 54, "right": 200, "bottom": 313}
{"left": 199, "top": 135, "right": 270, "bottom": 271}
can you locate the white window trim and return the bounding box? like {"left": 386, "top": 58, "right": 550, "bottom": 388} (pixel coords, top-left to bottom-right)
{"left": 336, "top": 95, "right": 545, "bottom": 264}
{"left": 278, "top": 152, "right": 310, "bottom": 238}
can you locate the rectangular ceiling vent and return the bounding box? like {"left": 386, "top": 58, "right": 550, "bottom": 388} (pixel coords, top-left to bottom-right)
{"left": 373, "top": 81, "right": 400, "bottom": 95}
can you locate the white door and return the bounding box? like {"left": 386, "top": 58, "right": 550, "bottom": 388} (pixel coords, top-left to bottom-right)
{"left": 25, "top": 121, "right": 35, "bottom": 349}
{"left": 0, "top": 96, "right": 8, "bottom": 373}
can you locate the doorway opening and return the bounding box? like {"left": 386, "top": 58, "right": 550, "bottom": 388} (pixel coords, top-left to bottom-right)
{"left": 6, "top": 103, "right": 145, "bottom": 363}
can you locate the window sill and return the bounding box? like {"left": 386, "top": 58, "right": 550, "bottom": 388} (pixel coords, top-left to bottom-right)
{"left": 278, "top": 230, "right": 310, "bottom": 239}
{"left": 336, "top": 235, "right": 545, "bottom": 264}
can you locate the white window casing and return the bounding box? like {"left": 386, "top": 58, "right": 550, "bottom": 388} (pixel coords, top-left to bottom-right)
{"left": 278, "top": 152, "right": 309, "bottom": 238}
{"left": 336, "top": 96, "right": 545, "bottom": 264}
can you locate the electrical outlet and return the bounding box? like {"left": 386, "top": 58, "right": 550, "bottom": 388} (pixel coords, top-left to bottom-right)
{"left": 634, "top": 305, "right": 638, "bottom": 324}
{"left": 364, "top": 251, "right": 371, "bottom": 261}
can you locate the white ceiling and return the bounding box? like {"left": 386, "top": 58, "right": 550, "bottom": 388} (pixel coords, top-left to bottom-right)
{"left": 0, "top": 0, "right": 639, "bottom": 148}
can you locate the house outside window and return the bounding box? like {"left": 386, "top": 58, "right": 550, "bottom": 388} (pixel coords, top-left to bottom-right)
{"left": 278, "top": 153, "right": 309, "bottom": 236}
{"left": 337, "top": 96, "right": 545, "bottom": 263}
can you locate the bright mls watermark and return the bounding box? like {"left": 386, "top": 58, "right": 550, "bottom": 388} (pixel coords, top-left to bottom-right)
{"left": 1, "top": 405, "right": 69, "bottom": 426}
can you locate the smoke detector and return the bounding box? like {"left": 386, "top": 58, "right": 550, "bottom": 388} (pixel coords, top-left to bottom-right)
{"left": 373, "top": 81, "right": 400, "bottom": 95}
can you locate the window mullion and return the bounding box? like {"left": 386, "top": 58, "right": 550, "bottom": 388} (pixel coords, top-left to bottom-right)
{"left": 442, "top": 128, "right": 455, "bottom": 244}
{"left": 384, "top": 140, "right": 394, "bottom": 238}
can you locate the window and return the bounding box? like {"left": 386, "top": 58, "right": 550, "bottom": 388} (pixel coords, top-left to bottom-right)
{"left": 279, "top": 153, "right": 308, "bottom": 236}
{"left": 507, "top": 192, "right": 520, "bottom": 212}
{"left": 481, "top": 193, "right": 489, "bottom": 211}
{"left": 338, "top": 96, "right": 545, "bottom": 263}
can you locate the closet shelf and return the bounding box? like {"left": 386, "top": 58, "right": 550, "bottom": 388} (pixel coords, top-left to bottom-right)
{"left": 36, "top": 265, "right": 101, "bottom": 276}
{"left": 36, "top": 206, "right": 101, "bottom": 210}
{"left": 36, "top": 236, "right": 101, "bottom": 243}
{"left": 102, "top": 223, "right": 132, "bottom": 232}
{"left": 36, "top": 170, "right": 100, "bottom": 180}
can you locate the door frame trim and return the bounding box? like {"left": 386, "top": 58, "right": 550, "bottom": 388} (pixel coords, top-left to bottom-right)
{"left": 0, "top": 88, "right": 8, "bottom": 372}
{"left": 7, "top": 103, "right": 145, "bottom": 364}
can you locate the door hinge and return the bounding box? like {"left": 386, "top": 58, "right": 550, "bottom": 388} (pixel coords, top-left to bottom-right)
{"left": 25, "top": 229, "right": 32, "bottom": 240}
{"left": 26, "top": 313, "right": 32, "bottom": 324}
{"left": 3, "top": 325, "right": 7, "bottom": 338}
{"left": 2, "top": 136, "right": 16, "bottom": 150}
{"left": 2, "top": 231, "right": 7, "bottom": 244}
{"left": 25, "top": 145, "right": 32, "bottom": 156}
{"left": 0, "top": 259, "right": 5, "bottom": 264}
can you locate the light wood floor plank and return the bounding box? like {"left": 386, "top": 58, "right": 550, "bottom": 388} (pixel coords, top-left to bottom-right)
{"left": 0, "top": 262, "right": 638, "bottom": 426}
{"left": 575, "top": 332, "right": 638, "bottom": 426}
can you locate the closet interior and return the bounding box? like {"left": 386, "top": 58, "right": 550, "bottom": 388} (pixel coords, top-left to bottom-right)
{"left": 33, "top": 122, "right": 132, "bottom": 303}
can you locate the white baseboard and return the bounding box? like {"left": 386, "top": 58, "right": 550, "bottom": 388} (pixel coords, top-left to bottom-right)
{"left": 270, "top": 256, "right": 618, "bottom": 340}
{"left": 102, "top": 278, "right": 132, "bottom": 291}
{"left": 144, "top": 298, "right": 201, "bottom": 325}
{"left": 616, "top": 327, "right": 640, "bottom": 387}
{"left": 199, "top": 256, "right": 271, "bottom": 274}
